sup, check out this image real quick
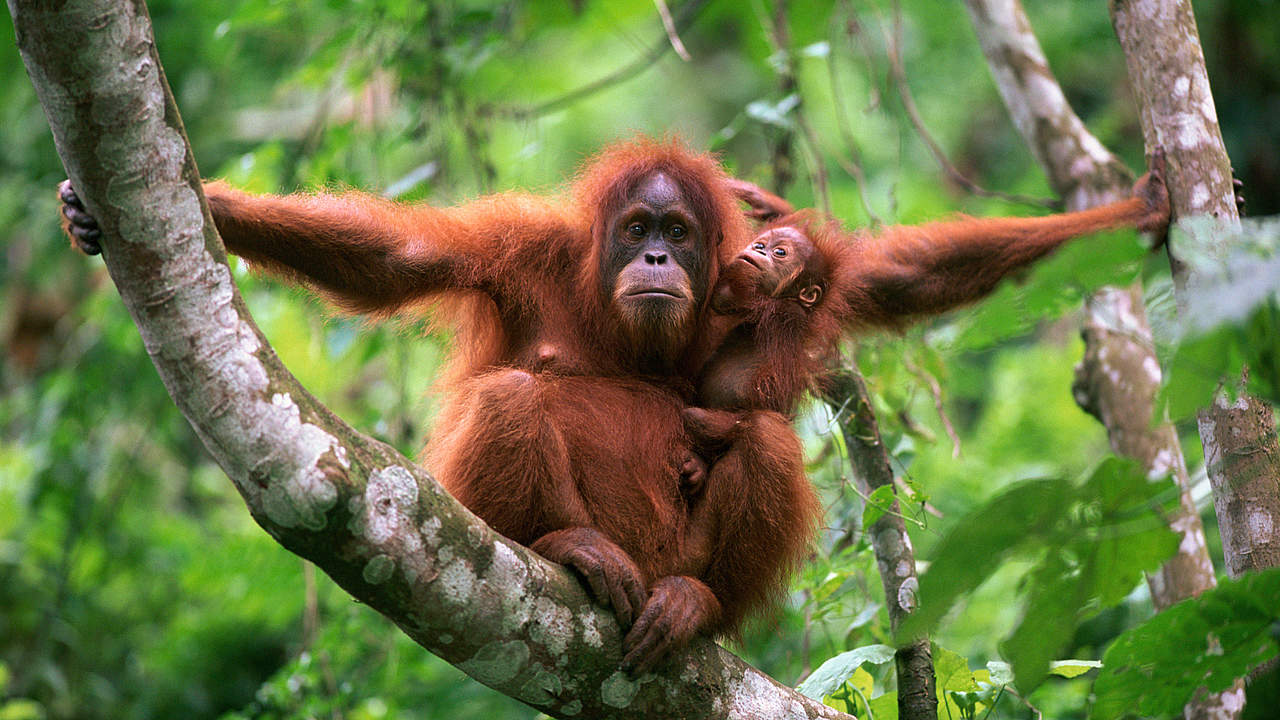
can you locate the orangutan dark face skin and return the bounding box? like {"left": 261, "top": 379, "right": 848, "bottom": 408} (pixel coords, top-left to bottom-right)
{"left": 604, "top": 172, "right": 712, "bottom": 356}
{"left": 737, "top": 226, "right": 824, "bottom": 308}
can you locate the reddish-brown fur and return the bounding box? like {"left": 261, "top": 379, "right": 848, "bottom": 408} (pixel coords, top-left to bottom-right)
{"left": 680, "top": 166, "right": 1169, "bottom": 634}
{"left": 58, "top": 140, "right": 1169, "bottom": 674}
{"left": 202, "top": 139, "right": 796, "bottom": 672}
{"left": 699, "top": 164, "right": 1169, "bottom": 416}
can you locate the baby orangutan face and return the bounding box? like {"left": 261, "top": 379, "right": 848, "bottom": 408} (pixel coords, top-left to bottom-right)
{"left": 736, "top": 226, "right": 824, "bottom": 308}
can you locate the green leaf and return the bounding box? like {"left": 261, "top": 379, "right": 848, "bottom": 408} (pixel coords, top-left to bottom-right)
{"left": 1049, "top": 659, "right": 1102, "bottom": 679}
{"left": 934, "top": 645, "right": 979, "bottom": 693}
{"left": 1074, "top": 457, "right": 1182, "bottom": 607}
{"left": 908, "top": 459, "right": 1178, "bottom": 694}
{"left": 849, "top": 667, "right": 875, "bottom": 708}
{"left": 934, "top": 645, "right": 981, "bottom": 720}
{"left": 1156, "top": 218, "right": 1280, "bottom": 419}
{"left": 1091, "top": 568, "right": 1280, "bottom": 720}
{"left": 797, "top": 644, "right": 896, "bottom": 700}
{"left": 869, "top": 691, "right": 898, "bottom": 720}
{"left": 899, "top": 478, "right": 1074, "bottom": 639}
{"left": 1002, "top": 551, "right": 1085, "bottom": 693}
{"left": 861, "top": 485, "right": 896, "bottom": 530}
{"left": 1004, "top": 460, "right": 1178, "bottom": 691}
{"left": 0, "top": 699, "right": 45, "bottom": 720}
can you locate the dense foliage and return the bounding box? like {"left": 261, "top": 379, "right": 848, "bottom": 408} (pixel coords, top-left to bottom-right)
{"left": 2, "top": 1, "right": 1277, "bottom": 718}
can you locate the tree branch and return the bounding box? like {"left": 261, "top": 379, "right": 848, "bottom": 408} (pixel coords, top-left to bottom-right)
{"left": 7, "top": 1, "right": 848, "bottom": 717}
{"left": 965, "top": 1, "right": 1250, "bottom": 714}
{"left": 882, "top": 1, "right": 1056, "bottom": 210}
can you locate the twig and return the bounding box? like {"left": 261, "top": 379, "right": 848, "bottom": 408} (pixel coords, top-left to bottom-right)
{"left": 494, "top": 0, "right": 710, "bottom": 119}
{"left": 902, "top": 353, "right": 961, "bottom": 458}
{"left": 1006, "top": 685, "right": 1044, "bottom": 720}
{"left": 894, "top": 476, "right": 944, "bottom": 519}
{"left": 654, "top": 0, "right": 692, "bottom": 61}
{"left": 883, "top": 1, "right": 1057, "bottom": 210}
{"left": 838, "top": 0, "right": 882, "bottom": 112}
{"left": 762, "top": 0, "right": 798, "bottom": 196}
{"left": 796, "top": 110, "right": 833, "bottom": 214}
{"left": 755, "top": 1, "right": 832, "bottom": 214}
{"left": 828, "top": 3, "right": 884, "bottom": 225}
{"left": 303, "top": 560, "right": 319, "bottom": 649}
{"left": 841, "top": 470, "right": 928, "bottom": 529}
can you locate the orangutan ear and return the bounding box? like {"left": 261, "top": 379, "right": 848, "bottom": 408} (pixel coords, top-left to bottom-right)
{"left": 798, "top": 284, "right": 822, "bottom": 308}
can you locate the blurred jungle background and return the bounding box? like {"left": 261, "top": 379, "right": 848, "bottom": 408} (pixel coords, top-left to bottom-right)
{"left": 2, "top": 1, "right": 1277, "bottom": 719}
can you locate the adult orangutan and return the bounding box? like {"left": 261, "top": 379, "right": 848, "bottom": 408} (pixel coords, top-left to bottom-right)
{"left": 61, "top": 138, "right": 1170, "bottom": 674}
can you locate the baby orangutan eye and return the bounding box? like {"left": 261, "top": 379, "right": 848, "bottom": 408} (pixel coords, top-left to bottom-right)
{"left": 628, "top": 223, "right": 646, "bottom": 237}
{"left": 773, "top": 247, "right": 788, "bottom": 258}
{"left": 669, "top": 224, "right": 686, "bottom": 240}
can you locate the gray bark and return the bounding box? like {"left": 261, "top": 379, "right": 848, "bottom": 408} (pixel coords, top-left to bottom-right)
{"left": 6, "top": 1, "right": 849, "bottom": 717}
{"left": 824, "top": 370, "right": 938, "bottom": 720}
{"left": 1111, "top": 0, "right": 1280, "bottom": 581}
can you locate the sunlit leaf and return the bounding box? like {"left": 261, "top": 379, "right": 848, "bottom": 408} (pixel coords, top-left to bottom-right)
{"left": 1049, "top": 659, "right": 1102, "bottom": 678}
{"left": 797, "top": 644, "right": 896, "bottom": 700}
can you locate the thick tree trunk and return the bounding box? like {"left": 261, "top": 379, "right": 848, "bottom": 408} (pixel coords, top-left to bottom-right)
{"left": 824, "top": 370, "right": 938, "bottom": 720}
{"left": 6, "top": 1, "right": 849, "bottom": 718}
{"left": 1111, "top": 0, "right": 1280, "bottom": 580}
{"left": 963, "top": 2, "right": 1237, "bottom": 716}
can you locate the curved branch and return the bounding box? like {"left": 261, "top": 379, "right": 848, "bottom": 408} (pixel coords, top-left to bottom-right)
{"left": 493, "top": 0, "right": 710, "bottom": 120}
{"left": 883, "top": 1, "right": 1056, "bottom": 210}
{"left": 965, "top": 0, "right": 1223, "bottom": 626}
{"left": 1112, "top": 0, "right": 1280, "bottom": 579}
{"left": 7, "top": 1, "right": 847, "bottom": 718}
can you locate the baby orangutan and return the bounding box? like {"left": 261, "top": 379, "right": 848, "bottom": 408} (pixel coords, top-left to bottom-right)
{"left": 679, "top": 158, "right": 1172, "bottom": 606}
{"left": 675, "top": 216, "right": 847, "bottom": 613}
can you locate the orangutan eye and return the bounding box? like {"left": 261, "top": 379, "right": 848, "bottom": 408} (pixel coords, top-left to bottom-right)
{"left": 773, "top": 247, "right": 788, "bottom": 258}
{"left": 668, "top": 224, "right": 686, "bottom": 240}
{"left": 752, "top": 241, "right": 766, "bottom": 251}
{"left": 627, "top": 223, "right": 646, "bottom": 238}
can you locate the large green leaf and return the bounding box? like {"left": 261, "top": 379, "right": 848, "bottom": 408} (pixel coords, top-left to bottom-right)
{"left": 1157, "top": 217, "right": 1280, "bottom": 419}
{"left": 900, "top": 477, "right": 1074, "bottom": 638}
{"left": 905, "top": 458, "right": 1178, "bottom": 693}
{"left": 796, "top": 644, "right": 896, "bottom": 700}
{"left": 1092, "top": 568, "right": 1280, "bottom": 720}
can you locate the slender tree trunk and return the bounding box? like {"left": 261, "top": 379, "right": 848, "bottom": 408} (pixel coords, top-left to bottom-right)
{"left": 824, "top": 370, "right": 938, "bottom": 720}
{"left": 962, "top": 2, "right": 1236, "bottom": 716}
{"left": 6, "top": 1, "right": 851, "bottom": 717}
